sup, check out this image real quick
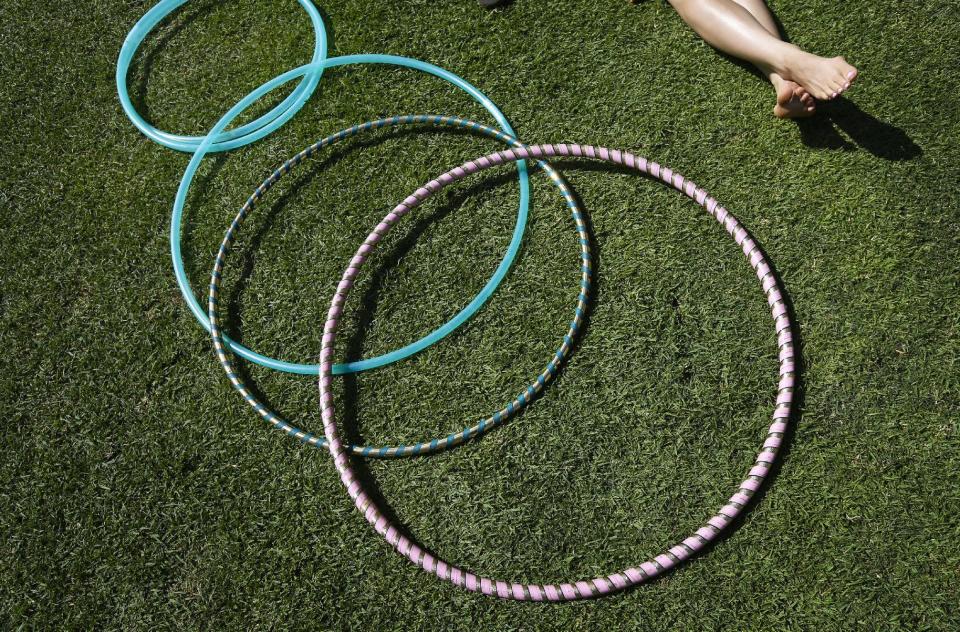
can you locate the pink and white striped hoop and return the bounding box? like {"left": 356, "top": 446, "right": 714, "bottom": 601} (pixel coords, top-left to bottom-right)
{"left": 319, "top": 143, "right": 796, "bottom": 601}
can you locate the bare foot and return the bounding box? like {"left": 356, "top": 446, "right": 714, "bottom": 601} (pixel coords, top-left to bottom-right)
{"left": 772, "top": 76, "right": 816, "bottom": 118}
{"left": 778, "top": 48, "right": 858, "bottom": 100}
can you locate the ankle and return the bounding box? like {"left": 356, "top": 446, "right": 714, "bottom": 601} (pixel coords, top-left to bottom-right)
{"left": 764, "top": 68, "right": 784, "bottom": 87}
{"left": 763, "top": 43, "right": 797, "bottom": 78}
{"left": 771, "top": 71, "right": 803, "bottom": 95}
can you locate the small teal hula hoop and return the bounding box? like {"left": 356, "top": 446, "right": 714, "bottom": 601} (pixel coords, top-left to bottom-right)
{"left": 172, "top": 55, "right": 532, "bottom": 375}
{"left": 116, "top": 0, "right": 328, "bottom": 153}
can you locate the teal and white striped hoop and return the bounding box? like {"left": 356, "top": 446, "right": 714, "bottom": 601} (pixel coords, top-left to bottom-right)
{"left": 208, "top": 115, "right": 593, "bottom": 457}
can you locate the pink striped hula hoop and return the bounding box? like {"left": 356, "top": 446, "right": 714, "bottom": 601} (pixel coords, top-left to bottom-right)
{"left": 319, "top": 143, "right": 796, "bottom": 601}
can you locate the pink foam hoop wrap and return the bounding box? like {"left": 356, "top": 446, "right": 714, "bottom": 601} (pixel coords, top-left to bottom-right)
{"left": 318, "top": 143, "right": 796, "bottom": 600}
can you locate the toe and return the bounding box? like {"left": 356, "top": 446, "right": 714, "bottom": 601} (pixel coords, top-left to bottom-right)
{"left": 830, "top": 78, "right": 846, "bottom": 98}
{"left": 775, "top": 82, "right": 795, "bottom": 107}
{"left": 837, "top": 60, "right": 858, "bottom": 86}
{"left": 808, "top": 81, "right": 833, "bottom": 100}
{"left": 829, "top": 58, "right": 856, "bottom": 90}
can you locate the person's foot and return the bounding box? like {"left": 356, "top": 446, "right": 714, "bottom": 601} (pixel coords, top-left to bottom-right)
{"left": 772, "top": 76, "right": 816, "bottom": 119}
{"left": 478, "top": 0, "right": 508, "bottom": 7}
{"left": 778, "top": 48, "right": 858, "bottom": 100}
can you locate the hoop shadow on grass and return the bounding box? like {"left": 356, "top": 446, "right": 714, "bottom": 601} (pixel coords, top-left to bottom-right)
{"left": 546, "top": 159, "right": 804, "bottom": 588}
{"left": 126, "top": 0, "right": 217, "bottom": 122}
{"left": 126, "top": 0, "right": 312, "bottom": 129}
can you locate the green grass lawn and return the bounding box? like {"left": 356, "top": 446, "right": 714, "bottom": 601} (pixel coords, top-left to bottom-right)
{"left": 2, "top": 0, "right": 958, "bottom": 628}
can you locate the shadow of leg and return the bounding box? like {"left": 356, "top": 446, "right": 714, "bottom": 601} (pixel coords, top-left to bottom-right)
{"left": 793, "top": 96, "right": 922, "bottom": 160}
{"left": 795, "top": 116, "right": 856, "bottom": 152}
{"left": 823, "top": 97, "right": 922, "bottom": 161}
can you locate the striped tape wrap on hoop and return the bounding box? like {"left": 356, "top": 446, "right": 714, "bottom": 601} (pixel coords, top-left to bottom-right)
{"left": 319, "top": 142, "right": 796, "bottom": 600}
{"left": 209, "top": 116, "right": 593, "bottom": 457}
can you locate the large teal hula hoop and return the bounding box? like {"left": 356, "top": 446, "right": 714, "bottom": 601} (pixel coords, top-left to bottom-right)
{"left": 172, "top": 55, "right": 532, "bottom": 375}
{"left": 116, "top": 0, "right": 328, "bottom": 153}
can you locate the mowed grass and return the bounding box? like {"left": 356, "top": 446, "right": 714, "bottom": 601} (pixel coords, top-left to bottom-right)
{"left": 2, "top": 0, "right": 959, "bottom": 628}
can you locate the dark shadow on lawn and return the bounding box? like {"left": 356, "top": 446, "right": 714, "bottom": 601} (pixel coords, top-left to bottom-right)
{"left": 721, "top": 59, "right": 921, "bottom": 160}
{"left": 180, "top": 153, "right": 228, "bottom": 283}
{"left": 315, "top": 5, "right": 337, "bottom": 53}
{"left": 634, "top": 226, "right": 805, "bottom": 596}
{"left": 796, "top": 97, "right": 922, "bottom": 161}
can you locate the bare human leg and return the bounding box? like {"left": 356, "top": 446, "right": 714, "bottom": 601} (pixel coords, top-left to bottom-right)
{"left": 667, "top": 0, "right": 857, "bottom": 117}
{"left": 728, "top": 0, "right": 814, "bottom": 117}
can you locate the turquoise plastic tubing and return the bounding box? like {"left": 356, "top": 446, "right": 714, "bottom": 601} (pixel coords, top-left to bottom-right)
{"left": 116, "top": 0, "right": 328, "bottom": 153}
{"left": 171, "top": 55, "right": 531, "bottom": 375}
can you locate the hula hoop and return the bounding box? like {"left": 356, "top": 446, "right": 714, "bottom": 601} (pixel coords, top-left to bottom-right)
{"left": 209, "top": 115, "right": 591, "bottom": 457}
{"left": 318, "top": 144, "right": 796, "bottom": 600}
{"left": 173, "top": 56, "right": 533, "bottom": 375}
{"left": 116, "top": 0, "right": 328, "bottom": 153}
